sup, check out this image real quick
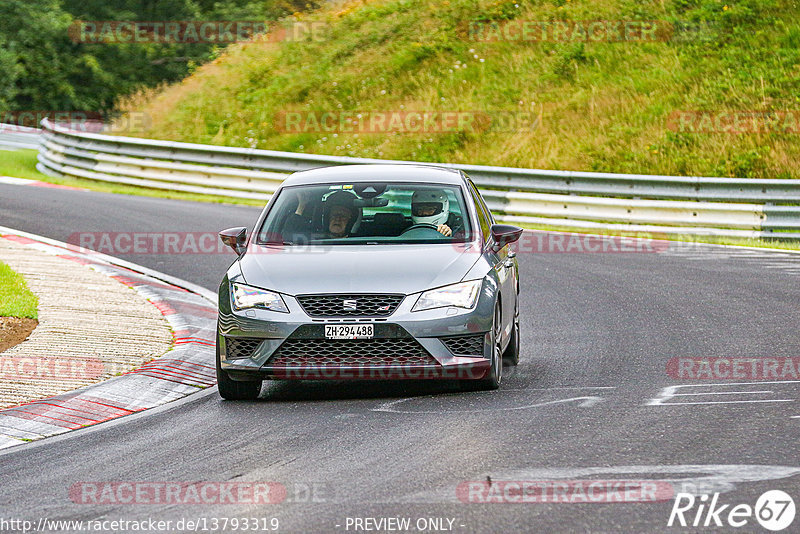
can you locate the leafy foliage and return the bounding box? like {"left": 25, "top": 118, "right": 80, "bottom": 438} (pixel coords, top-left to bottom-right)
{"left": 0, "top": 0, "right": 319, "bottom": 116}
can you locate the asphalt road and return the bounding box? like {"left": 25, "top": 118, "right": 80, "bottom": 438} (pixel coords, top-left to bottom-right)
{"left": 1, "top": 183, "right": 799, "bottom": 533}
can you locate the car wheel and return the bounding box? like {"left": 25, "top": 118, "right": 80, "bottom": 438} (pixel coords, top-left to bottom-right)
{"left": 216, "top": 340, "right": 262, "bottom": 400}
{"left": 503, "top": 298, "right": 520, "bottom": 365}
{"left": 467, "top": 303, "right": 503, "bottom": 391}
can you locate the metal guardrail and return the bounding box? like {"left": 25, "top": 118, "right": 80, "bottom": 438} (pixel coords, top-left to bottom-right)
{"left": 0, "top": 123, "right": 42, "bottom": 150}
{"left": 36, "top": 119, "right": 800, "bottom": 240}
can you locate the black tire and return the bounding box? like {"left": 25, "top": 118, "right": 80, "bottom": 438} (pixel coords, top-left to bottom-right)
{"left": 464, "top": 303, "right": 503, "bottom": 391}
{"left": 503, "top": 298, "right": 520, "bottom": 366}
{"left": 216, "top": 340, "right": 262, "bottom": 400}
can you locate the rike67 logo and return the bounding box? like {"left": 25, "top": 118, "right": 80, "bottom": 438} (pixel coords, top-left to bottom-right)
{"left": 668, "top": 490, "right": 795, "bottom": 531}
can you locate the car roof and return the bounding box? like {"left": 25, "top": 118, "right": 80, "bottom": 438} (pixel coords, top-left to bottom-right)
{"left": 280, "top": 164, "right": 465, "bottom": 187}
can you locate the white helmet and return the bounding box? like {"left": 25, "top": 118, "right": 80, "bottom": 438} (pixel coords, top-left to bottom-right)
{"left": 411, "top": 189, "right": 449, "bottom": 226}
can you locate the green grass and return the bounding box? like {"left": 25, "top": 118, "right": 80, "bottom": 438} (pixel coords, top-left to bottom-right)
{"left": 118, "top": 0, "right": 800, "bottom": 180}
{"left": 0, "top": 149, "right": 52, "bottom": 181}
{"left": 0, "top": 262, "right": 38, "bottom": 319}
{"left": 0, "top": 150, "right": 264, "bottom": 206}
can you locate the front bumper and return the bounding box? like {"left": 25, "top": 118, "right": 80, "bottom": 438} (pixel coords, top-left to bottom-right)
{"left": 217, "top": 281, "right": 496, "bottom": 381}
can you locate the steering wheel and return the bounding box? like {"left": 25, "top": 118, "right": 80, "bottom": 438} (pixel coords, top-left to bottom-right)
{"left": 400, "top": 223, "right": 445, "bottom": 238}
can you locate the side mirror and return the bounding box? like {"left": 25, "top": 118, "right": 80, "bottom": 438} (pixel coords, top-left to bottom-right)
{"left": 490, "top": 224, "right": 523, "bottom": 252}
{"left": 219, "top": 227, "right": 248, "bottom": 255}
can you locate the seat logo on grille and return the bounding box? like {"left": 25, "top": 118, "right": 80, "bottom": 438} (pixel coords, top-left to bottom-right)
{"left": 342, "top": 299, "right": 358, "bottom": 311}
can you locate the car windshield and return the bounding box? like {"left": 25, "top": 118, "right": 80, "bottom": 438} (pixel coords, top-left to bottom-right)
{"left": 257, "top": 182, "right": 473, "bottom": 245}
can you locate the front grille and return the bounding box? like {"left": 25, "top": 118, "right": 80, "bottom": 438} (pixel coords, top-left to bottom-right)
{"left": 441, "top": 334, "right": 485, "bottom": 356}
{"left": 267, "top": 338, "right": 437, "bottom": 366}
{"left": 296, "top": 294, "right": 404, "bottom": 317}
{"left": 225, "top": 337, "right": 264, "bottom": 359}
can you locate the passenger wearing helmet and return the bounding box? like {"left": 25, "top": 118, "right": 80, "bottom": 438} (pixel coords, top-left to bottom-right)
{"left": 322, "top": 190, "right": 361, "bottom": 238}
{"left": 410, "top": 189, "right": 460, "bottom": 237}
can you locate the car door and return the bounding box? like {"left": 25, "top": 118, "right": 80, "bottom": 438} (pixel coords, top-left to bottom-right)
{"left": 466, "top": 178, "right": 516, "bottom": 347}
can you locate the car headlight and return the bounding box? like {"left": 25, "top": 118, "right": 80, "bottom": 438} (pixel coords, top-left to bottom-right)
{"left": 412, "top": 280, "right": 482, "bottom": 312}
{"left": 231, "top": 282, "right": 289, "bottom": 313}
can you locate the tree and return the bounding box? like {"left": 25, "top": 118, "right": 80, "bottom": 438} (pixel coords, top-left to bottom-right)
{"left": 0, "top": 0, "right": 320, "bottom": 117}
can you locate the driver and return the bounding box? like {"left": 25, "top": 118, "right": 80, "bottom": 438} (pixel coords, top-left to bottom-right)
{"left": 322, "top": 190, "right": 361, "bottom": 238}
{"left": 410, "top": 189, "right": 460, "bottom": 236}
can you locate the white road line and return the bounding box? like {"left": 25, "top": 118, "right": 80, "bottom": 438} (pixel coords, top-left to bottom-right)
{"left": 673, "top": 380, "right": 800, "bottom": 387}
{"left": 667, "top": 399, "right": 794, "bottom": 406}
{"left": 0, "top": 176, "right": 35, "bottom": 185}
{"left": 373, "top": 395, "right": 604, "bottom": 414}
{"left": 670, "top": 390, "right": 773, "bottom": 396}
{"left": 648, "top": 381, "right": 800, "bottom": 406}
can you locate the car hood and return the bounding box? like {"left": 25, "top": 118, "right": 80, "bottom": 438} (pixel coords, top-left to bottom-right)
{"left": 238, "top": 243, "right": 481, "bottom": 295}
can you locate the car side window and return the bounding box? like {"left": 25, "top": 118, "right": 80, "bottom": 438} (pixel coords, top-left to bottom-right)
{"left": 469, "top": 179, "right": 495, "bottom": 225}
{"left": 466, "top": 180, "right": 490, "bottom": 242}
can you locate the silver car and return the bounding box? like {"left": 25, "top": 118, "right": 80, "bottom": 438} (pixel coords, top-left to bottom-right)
{"left": 216, "top": 164, "right": 522, "bottom": 399}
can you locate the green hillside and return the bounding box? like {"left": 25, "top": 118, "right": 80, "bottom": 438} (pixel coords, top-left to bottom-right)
{"left": 117, "top": 0, "right": 800, "bottom": 179}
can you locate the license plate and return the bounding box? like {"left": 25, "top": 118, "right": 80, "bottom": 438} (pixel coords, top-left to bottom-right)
{"left": 325, "top": 324, "right": 374, "bottom": 339}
